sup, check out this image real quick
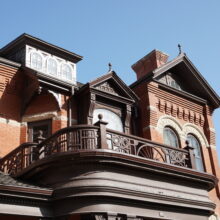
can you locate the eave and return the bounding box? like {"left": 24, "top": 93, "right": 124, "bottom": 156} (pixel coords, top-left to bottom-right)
{"left": 0, "top": 57, "right": 21, "bottom": 69}
{"left": 130, "top": 53, "right": 220, "bottom": 108}
{"left": 78, "top": 71, "right": 139, "bottom": 103}
{"left": 155, "top": 80, "right": 207, "bottom": 105}
{"left": 0, "top": 33, "right": 83, "bottom": 63}
{"left": 23, "top": 66, "right": 75, "bottom": 94}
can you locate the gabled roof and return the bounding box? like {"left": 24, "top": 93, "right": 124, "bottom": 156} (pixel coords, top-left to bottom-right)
{"left": 131, "top": 53, "right": 220, "bottom": 108}
{"left": 0, "top": 33, "right": 83, "bottom": 63}
{"left": 79, "top": 71, "right": 139, "bottom": 103}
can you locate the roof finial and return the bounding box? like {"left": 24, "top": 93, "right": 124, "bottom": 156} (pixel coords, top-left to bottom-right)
{"left": 108, "top": 63, "right": 112, "bottom": 72}
{"left": 178, "top": 44, "right": 182, "bottom": 55}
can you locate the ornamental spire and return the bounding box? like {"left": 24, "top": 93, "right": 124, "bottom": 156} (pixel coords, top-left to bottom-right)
{"left": 178, "top": 44, "right": 182, "bottom": 55}
{"left": 108, "top": 62, "right": 112, "bottom": 72}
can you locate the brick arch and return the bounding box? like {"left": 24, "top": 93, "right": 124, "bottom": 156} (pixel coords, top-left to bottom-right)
{"left": 156, "top": 115, "right": 183, "bottom": 135}
{"left": 183, "top": 123, "right": 209, "bottom": 147}
{"left": 156, "top": 115, "right": 184, "bottom": 147}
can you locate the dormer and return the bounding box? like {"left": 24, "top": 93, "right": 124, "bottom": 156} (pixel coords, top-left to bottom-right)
{"left": 0, "top": 33, "right": 83, "bottom": 85}
{"left": 76, "top": 71, "right": 139, "bottom": 134}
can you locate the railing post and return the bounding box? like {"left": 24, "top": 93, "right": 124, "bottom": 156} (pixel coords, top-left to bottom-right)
{"left": 184, "top": 140, "right": 196, "bottom": 169}
{"left": 95, "top": 114, "right": 108, "bottom": 149}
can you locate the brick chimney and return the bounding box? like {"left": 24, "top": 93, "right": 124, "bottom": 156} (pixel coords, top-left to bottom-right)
{"left": 132, "top": 49, "right": 169, "bottom": 80}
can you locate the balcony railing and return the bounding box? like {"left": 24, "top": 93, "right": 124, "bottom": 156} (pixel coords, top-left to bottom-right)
{"left": 0, "top": 118, "right": 196, "bottom": 176}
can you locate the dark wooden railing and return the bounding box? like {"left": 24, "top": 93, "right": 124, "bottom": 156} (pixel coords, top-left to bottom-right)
{"left": 0, "top": 119, "right": 195, "bottom": 176}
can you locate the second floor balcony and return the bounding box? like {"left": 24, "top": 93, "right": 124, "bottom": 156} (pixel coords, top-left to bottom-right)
{"left": 0, "top": 116, "right": 200, "bottom": 178}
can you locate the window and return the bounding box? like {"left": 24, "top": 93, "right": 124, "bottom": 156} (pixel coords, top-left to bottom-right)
{"left": 31, "top": 52, "right": 42, "bottom": 70}
{"left": 187, "top": 134, "right": 204, "bottom": 172}
{"left": 162, "top": 72, "right": 181, "bottom": 90}
{"left": 61, "top": 64, "right": 72, "bottom": 81}
{"left": 171, "top": 80, "right": 181, "bottom": 90}
{"left": 93, "top": 108, "right": 123, "bottom": 132}
{"left": 163, "top": 127, "right": 179, "bottom": 148}
{"left": 47, "top": 58, "right": 57, "bottom": 76}
{"left": 28, "top": 120, "right": 52, "bottom": 143}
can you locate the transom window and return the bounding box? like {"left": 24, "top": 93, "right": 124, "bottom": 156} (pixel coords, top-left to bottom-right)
{"left": 187, "top": 134, "right": 204, "bottom": 172}
{"left": 61, "top": 64, "right": 72, "bottom": 81}
{"left": 31, "top": 52, "right": 42, "bottom": 70}
{"left": 47, "top": 58, "right": 57, "bottom": 76}
{"left": 163, "top": 127, "right": 179, "bottom": 148}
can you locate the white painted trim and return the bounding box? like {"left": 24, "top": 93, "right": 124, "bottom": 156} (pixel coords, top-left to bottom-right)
{"left": 48, "top": 90, "right": 61, "bottom": 109}
{"left": 26, "top": 45, "right": 77, "bottom": 84}
{"left": 207, "top": 127, "right": 216, "bottom": 133}
{"left": 22, "top": 111, "right": 58, "bottom": 122}
{"left": 143, "top": 125, "right": 156, "bottom": 131}
{"left": 156, "top": 115, "right": 182, "bottom": 136}
{"left": 156, "top": 115, "right": 211, "bottom": 148}
{"left": 0, "top": 203, "right": 49, "bottom": 217}
{"left": 147, "top": 105, "right": 157, "bottom": 111}
{"left": 182, "top": 123, "right": 209, "bottom": 147}
{"left": 0, "top": 117, "right": 20, "bottom": 127}
{"left": 210, "top": 144, "right": 217, "bottom": 149}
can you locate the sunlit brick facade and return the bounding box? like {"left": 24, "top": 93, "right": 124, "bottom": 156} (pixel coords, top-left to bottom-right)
{"left": 0, "top": 34, "right": 219, "bottom": 220}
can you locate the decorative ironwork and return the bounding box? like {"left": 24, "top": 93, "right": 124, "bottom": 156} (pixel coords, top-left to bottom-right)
{"left": 137, "top": 145, "right": 166, "bottom": 163}
{"left": 163, "top": 148, "right": 186, "bottom": 166}
{"left": 0, "top": 123, "right": 191, "bottom": 176}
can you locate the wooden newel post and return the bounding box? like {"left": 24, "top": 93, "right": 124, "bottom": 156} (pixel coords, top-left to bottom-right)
{"left": 95, "top": 114, "right": 108, "bottom": 149}
{"left": 184, "top": 140, "right": 196, "bottom": 169}
{"left": 36, "top": 130, "right": 45, "bottom": 144}
{"left": 32, "top": 130, "right": 45, "bottom": 161}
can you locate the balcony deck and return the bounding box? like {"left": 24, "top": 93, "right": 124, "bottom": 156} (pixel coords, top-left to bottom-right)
{"left": 0, "top": 119, "right": 196, "bottom": 177}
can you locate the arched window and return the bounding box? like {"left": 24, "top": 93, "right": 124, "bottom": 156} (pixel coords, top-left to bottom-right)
{"left": 47, "top": 58, "right": 57, "bottom": 76}
{"left": 187, "top": 134, "right": 204, "bottom": 172}
{"left": 163, "top": 127, "right": 179, "bottom": 148}
{"left": 61, "top": 64, "right": 72, "bottom": 81}
{"left": 31, "top": 52, "right": 42, "bottom": 70}
{"left": 93, "top": 108, "right": 123, "bottom": 132}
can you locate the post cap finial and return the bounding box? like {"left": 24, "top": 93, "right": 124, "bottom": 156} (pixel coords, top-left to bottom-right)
{"left": 98, "top": 114, "right": 103, "bottom": 120}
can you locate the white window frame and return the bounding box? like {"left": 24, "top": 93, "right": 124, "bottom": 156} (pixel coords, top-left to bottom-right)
{"left": 187, "top": 133, "right": 204, "bottom": 172}
{"left": 30, "top": 51, "right": 43, "bottom": 71}
{"left": 60, "top": 63, "right": 73, "bottom": 81}
{"left": 47, "top": 57, "right": 58, "bottom": 76}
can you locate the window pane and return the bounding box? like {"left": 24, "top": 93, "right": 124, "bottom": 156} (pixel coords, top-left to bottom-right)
{"left": 62, "top": 64, "right": 72, "bottom": 80}
{"left": 48, "top": 58, "right": 57, "bottom": 76}
{"left": 187, "top": 134, "right": 204, "bottom": 172}
{"left": 93, "top": 108, "right": 123, "bottom": 132}
{"left": 31, "top": 52, "right": 42, "bottom": 70}
{"left": 163, "top": 127, "right": 179, "bottom": 148}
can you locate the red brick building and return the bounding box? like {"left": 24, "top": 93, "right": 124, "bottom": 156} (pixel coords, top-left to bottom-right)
{"left": 0, "top": 34, "right": 219, "bottom": 220}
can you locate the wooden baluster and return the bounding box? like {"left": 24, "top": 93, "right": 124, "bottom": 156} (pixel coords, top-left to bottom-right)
{"left": 95, "top": 114, "right": 108, "bottom": 149}
{"left": 184, "top": 140, "right": 196, "bottom": 169}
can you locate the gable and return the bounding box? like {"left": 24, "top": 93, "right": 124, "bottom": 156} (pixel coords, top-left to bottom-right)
{"left": 89, "top": 71, "right": 138, "bottom": 102}
{"left": 153, "top": 54, "right": 220, "bottom": 108}
{"left": 157, "top": 71, "right": 183, "bottom": 91}
{"left": 95, "top": 81, "right": 119, "bottom": 96}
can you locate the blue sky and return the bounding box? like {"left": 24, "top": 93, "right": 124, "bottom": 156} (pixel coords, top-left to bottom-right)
{"left": 1, "top": 0, "right": 220, "bottom": 159}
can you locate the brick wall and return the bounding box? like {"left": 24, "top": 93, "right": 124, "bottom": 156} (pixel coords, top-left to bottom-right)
{"left": 132, "top": 80, "right": 220, "bottom": 216}
{"left": 0, "top": 62, "right": 71, "bottom": 157}
{"left": 0, "top": 63, "right": 24, "bottom": 157}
